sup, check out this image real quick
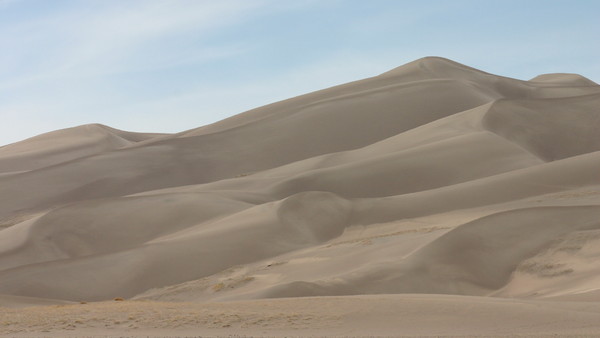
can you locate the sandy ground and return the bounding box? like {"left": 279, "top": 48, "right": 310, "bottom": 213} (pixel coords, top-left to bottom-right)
{"left": 1, "top": 57, "right": 600, "bottom": 336}
{"left": 5, "top": 295, "right": 600, "bottom": 337}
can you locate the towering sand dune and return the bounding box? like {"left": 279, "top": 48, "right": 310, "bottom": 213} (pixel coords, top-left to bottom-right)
{"left": 2, "top": 58, "right": 599, "bottom": 221}
{"left": 1, "top": 57, "right": 600, "bottom": 335}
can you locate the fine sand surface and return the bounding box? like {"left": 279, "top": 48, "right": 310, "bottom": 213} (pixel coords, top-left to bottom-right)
{"left": 4, "top": 295, "right": 600, "bottom": 337}
{"left": 1, "top": 56, "right": 600, "bottom": 336}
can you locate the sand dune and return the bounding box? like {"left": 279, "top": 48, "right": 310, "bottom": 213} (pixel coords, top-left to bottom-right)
{"left": 483, "top": 94, "right": 600, "bottom": 160}
{"left": 1, "top": 56, "right": 600, "bottom": 336}
{"left": 0, "top": 124, "right": 167, "bottom": 173}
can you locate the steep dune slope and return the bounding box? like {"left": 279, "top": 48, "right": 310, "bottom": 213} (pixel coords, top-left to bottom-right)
{"left": 0, "top": 192, "right": 353, "bottom": 300}
{"left": 257, "top": 206, "right": 600, "bottom": 299}
{"left": 0, "top": 76, "right": 499, "bottom": 220}
{"left": 483, "top": 94, "right": 600, "bottom": 161}
{"left": 0, "top": 151, "right": 598, "bottom": 300}
{"left": 0, "top": 192, "right": 258, "bottom": 272}
{"left": 118, "top": 91, "right": 599, "bottom": 202}
{"left": 0, "top": 57, "right": 599, "bottom": 305}
{"left": 4, "top": 57, "right": 595, "bottom": 220}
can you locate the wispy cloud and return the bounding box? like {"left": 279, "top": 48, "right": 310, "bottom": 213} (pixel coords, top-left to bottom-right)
{"left": 0, "top": 0, "right": 22, "bottom": 9}
{"left": 0, "top": 0, "right": 279, "bottom": 90}
{"left": 0, "top": 0, "right": 278, "bottom": 144}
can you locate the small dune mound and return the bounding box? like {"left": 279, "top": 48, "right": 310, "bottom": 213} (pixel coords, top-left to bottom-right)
{"left": 0, "top": 124, "right": 167, "bottom": 173}
{"left": 276, "top": 191, "right": 352, "bottom": 242}
{"left": 391, "top": 206, "right": 600, "bottom": 294}
{"left": 530, "top": 73, "right": 598, "bottom": 86}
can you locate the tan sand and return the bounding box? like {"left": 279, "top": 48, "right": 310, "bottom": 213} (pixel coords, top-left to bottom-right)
{"left": 1, "top": 56, "right": 600, "bottom": 336}
{"left": 4, "top": 295, "right": 600, "bottom": 337}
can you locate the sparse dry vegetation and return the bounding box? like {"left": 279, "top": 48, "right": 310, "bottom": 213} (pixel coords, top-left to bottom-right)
{"left": 0, "top": 300, "right": 339, "bottom": 334}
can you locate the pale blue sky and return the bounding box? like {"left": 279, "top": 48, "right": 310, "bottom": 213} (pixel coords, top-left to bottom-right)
{"left": 1, "top": 0, "right": 598, "bottom": 146}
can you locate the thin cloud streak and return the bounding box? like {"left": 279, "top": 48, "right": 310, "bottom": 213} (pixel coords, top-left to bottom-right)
{"left": 0, "top": 1, "right": 267, "bottom": 90}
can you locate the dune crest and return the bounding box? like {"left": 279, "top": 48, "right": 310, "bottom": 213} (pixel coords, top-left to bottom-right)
{"left": 0, "top": 124, "right": 168, "bottom": 173}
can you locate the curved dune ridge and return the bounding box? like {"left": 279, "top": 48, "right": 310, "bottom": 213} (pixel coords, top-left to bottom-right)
{"left": 0, "top": 123, "right": 168, "bottom": 173}
{"left": 1, "top": 57, "right": 600, "bottom": 334}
